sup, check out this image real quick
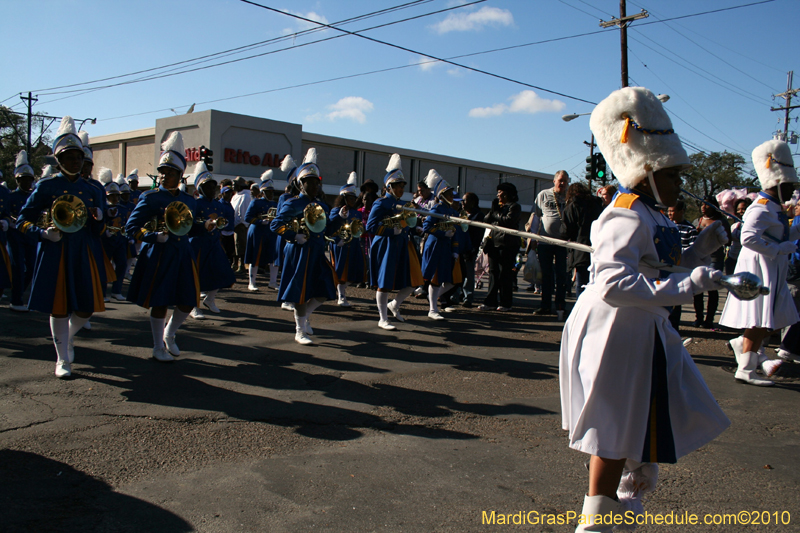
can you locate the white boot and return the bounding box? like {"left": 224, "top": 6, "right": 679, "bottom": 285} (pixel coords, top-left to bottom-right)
{"left": 295, "top": 316, "right": 313, "bottom": 345}
{"left": 268, "top": 264, "right": 279, "bottom": 289}
{"left": 387, "top": 299, "right": 405, "bottom": 322}
{"left": 248, "top": 265, "right": 259, "bottom": 291}
{"left": 616, "top": 461, "right": 658, "bottom": 529}
{"left": 376, "top": 291, "right": 395, "bottom": 330}
{"left": 735, "top": 351, "right": 774, "bottom": 386}
{"left": 203, "top": 289, "right": 221, "bottom": 313}
{"left": 337, "top": 284, "right": 350, "bottom": 307}
{"left": 50, "top": 316, "right": 71, "bottom": 378}
{"left": 575, "top": 494, "right": 624, "bottom": 532}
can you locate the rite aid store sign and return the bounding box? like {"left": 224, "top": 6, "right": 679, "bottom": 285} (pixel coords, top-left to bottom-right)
{"left": 222, "top": 148, "right": 286, "bottom": 168}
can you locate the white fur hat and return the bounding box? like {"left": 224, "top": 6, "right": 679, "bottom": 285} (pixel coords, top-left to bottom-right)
{"left": 590, "top": 87, "right": 690, "bottom": 189}
{"left": 752, "top": 139, "right": 797, "bottom": 190}
{"left": 98, "top": 168, "right": 114, "bottom": 185}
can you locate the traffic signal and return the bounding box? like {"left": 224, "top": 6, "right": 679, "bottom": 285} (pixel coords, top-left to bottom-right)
{"left": 585, "top": 154, "right": 596, "bottom": 181}
{"left": 595, "top": 153, "right": 607, "bottom": 182}
{"left": 199, "top": 145, "right": 214, "bottom": 172}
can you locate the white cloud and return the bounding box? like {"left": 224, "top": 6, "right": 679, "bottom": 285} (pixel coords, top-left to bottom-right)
{"left": 281, "top": 10, "right": 330, "bottom": 34}
{"left": 321, "top": 96, "right": 375, "bottom": 124}
{"left": 431, "top": 6, "right": 513, "bottom": 34}
{"left": 412, "top": 55, "right": 440, "bottom": 72}
{"left": 468, "top": 90, "right": 565, "bottom": 118}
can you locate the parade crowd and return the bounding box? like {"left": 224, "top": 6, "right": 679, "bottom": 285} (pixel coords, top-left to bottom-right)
{"left": 1, "top": 87, "right": 799, "bottom": 532}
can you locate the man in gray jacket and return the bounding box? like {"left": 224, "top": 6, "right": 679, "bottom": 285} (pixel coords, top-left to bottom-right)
{"left": 534, "top": 170, "right": 569, "bottom": 315}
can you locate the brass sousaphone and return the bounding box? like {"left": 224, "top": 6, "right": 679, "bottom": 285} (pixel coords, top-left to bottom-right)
{"left": 37, "top": 194, "right": 88, "bottom": 233}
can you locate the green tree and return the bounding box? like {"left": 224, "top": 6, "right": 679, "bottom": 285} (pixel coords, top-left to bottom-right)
{"left": 680, "top": 151, "right": 751, "bottom": 221}
{"left": 0, "top": 106, "right": 53, "bottom": 188}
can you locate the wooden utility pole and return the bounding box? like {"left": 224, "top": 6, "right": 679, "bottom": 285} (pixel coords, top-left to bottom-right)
{"left": 20, "top": 92, "right": 38, "bottom": 154}
{"left": 771, "top": 71, "right": 800, "bottom": 141}
{"left": 599, "top": 1, "right": 648, "bottom": 88}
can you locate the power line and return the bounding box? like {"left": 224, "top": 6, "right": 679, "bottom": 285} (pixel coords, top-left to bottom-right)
{"left": 28, "top": 0, "right": 434, "bottom": 94}
{"left": 239, "top": 0, "right": 598, "bottom": 105}
{"left": 635, "top": 0, "right": 776, "bottom": 27}
{"left": 34, "top": 0, "right": 487, "bottom": 99}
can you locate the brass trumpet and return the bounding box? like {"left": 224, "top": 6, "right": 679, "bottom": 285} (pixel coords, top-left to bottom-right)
{"left": 333, "top": 218, "right": 364, "bottom": 244}
{"left": 106, "top": 226, "right": 126, "bottom": 236}
{"left": 258, "top": 207, "right": 278, "bottom": 222}
{"left": 382, "top": 202, "right": 417, "bottom": 229}
{"left": 37, "top": 194, "right": 88, "bottom": 234}
{"left": 143, "top": 201, "right": 194, "bottom": 236}
{"left": 290, "top": 203, "right": 327, "bottom": 237}
{"left": 206, "top": 215, "right": 228, "bottom": 230}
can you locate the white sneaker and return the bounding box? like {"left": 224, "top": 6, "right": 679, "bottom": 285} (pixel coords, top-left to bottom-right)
{"left": 268, "top": 284, "right": 277, "bottom": 290}
{"left": 200, "top": 292, "right": 207, "bottom": 299}
{"left": 9, "top": 304, "right": 28, "bottom": 312}
{"left": 304, "top": 319, "right": 314, "bottom": 335}
{"left": 55, "top": 360, "right": 72, "bottom": 378}
{"left": 190, "top": 307, "right": 205, "bottom": 320}
{"left": 776, "top": 348, "right": 800, "bottom": 363}
{"left": 67, "top": 337, "right": 75, "bottom": 364}
{"left": 104, "top": 296, "right": 110, "bottom": 303}
{"left": 337, "top": 298, "right": 351, "bottom": 307}
{"left": 203, "top": 299, "right": 221, "bottom": 314}
{"left": 152, "top": 347, "right": 174, "bottom": 363}
{"left": 83, "top": 320, "right": 92, "bottom": 331}
{"left": 378, "top": 320, "right": 396, "bottom": 330}
{"left": 413, "top": 287, "right": 425, "bottom": 297}
{"left": 281, "top": 302, "right": 295, "bottom": 311}
{"left": 442, "top": 306, "right": 455, "bottom": 313}
{"left": 248, "top": 284, "right": 258, "bottom": 292}
{"left": 295, "top": 330, "right": 313, "bottom": 345}
{"left": 682, "top": 337, "right": 693, "bottom": 347}
{"left": 111, "top": 293, "right": 125, "bottom": 301}
{"left": 164, "top": 334, "right": 180, "bottom": 357}
{"left": 387, "top": 300, "right": 405, "bottom": 322}
{"left": 428, "top": 311, "right": 445, "bottom": 320}
{"left": 762, "top": 359, "right": 783, "bottom": 377}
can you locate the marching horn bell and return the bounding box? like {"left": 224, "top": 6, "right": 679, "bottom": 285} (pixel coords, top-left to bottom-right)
{"left": 164, "top": 201, "right": 194, "bottom": 236}
{"left": 51, "top": 195, "right": 88, "bottom": 234}
{"left": 719, "top": 272, "right": 770, "bottom": 301}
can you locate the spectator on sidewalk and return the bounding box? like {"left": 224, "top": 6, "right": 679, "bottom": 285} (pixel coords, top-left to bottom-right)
{"left": 533, "top": 170, "right": 569, "bottom": 315}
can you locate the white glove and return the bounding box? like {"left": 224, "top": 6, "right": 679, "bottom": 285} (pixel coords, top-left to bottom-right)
{"left": 335, "top": 239, "right": 345, "bottom": 248}
{"left": 105, "top": 230, "right": 112, "bottom": 238}
{"left": 156, "top": 232, "right": 169, "bottom": 243}
{"left": 778, "top": 241, "right": 797, "bottom": 255}
{"left": 393, "top": 226, "right": 402, "bottom": 235}
{"left": 452, "top": 252, "right": 459, "bottom": 259}
{"left": 295, "top": 233, "right": 307, "bottom": 245}
{"left": 92, "top": 207, "right": 103, "bottom": 221}
{"left": 129, "top": 239, "right": 135, "bottom": 245}
{"left": 261, "top": 219, "right": 271, "bottom": 226}
{"left": 689, "top": 266, "right": 723, "bottom": 294}
{"left": 0, "top": 220, "right": 8, "bottom": 232}
{"left": 444, "top": 229, "right": 455, "bottom": 238}
{"left": 692, "top": 221, "right": 727, "bottom": 257}
{"left": 42, "top": 228, "right": 62, "bottom": 242}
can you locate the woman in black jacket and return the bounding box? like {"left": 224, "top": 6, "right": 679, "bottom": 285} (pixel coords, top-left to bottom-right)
{"left": 479, "top": 182, "right": 521, "bottom": 311}
{"left": 560, "top": 183, "right": 603, "bottom": 299}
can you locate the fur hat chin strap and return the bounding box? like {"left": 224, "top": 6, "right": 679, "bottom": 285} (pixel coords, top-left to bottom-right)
{"left": 646, "top": 169, "right": 666, "bottom": 207}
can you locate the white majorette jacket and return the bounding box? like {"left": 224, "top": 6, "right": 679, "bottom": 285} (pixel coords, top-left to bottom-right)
{"left": 560, "top": 87, "right": 730, "bottom": 465}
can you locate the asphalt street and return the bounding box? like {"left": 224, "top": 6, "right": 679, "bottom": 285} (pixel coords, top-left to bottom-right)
{"left": 1, "top": 273, "right": 799, "bottom": 532}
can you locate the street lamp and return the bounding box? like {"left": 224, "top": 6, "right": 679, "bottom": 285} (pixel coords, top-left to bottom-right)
{"left": 562, "top": 112, "right": 591, "bottom": 122}
{"left": 657, "top": 94, "right": 670, "bottom": 103}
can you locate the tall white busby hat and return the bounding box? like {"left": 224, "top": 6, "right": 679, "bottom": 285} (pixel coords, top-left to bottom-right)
{"left": 157, "top": 131, "right": 187, "bottom": 173}
{"left": 14, "top": 150, "right": 35, "bottom": 178}
{"left": 423, "top": 168, "right": 452, "bottom": 198}
{"left": 78, "top": 131, "right": 93, "bottom": 162}
{"left": 590, "top": 87, "right": 690, "bottom": 189}
{"left": 52, "top": 116, "right": 84, "bottom": 156}
{"left": 127, "top": 168, "right": 140, "bottom": 183}
{"left": 340, "top": 172, "right": 358, "bottom": 196}
{"left": 98, "top": 168, "right": 119, "bottom": 194}
{"left": 280, "top": 154, "right": 297, "bottom": 184}
{"left": 296, "top": 147, "right": 321, "bottom": 182}
{"left": 40, "top": 165, "right": 55, "bottom": 179}
{"left": 384, "top": 153, "right": 405, "bottom": 186}
{"left": 752, "top": 139, "right": 797, "bottom": 190}
{"left": 259, "top": 169, "right": 274, "bottom": 190}
{"left": 190, "top": 161, "right": 213, "bottom": 189}
{"left": 115, "top": 175, "right": 131, "bottom": 193}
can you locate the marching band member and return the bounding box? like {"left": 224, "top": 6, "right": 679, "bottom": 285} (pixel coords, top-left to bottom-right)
{"left": 270, "top": 148, "right": 339, "bottom": 345}
{"left": 126, "top": 131, "right": 210, "bottom": 362}
{"left": 217, "top": 185, "right": 236, "bottom": 272}
{"left": 419, "top": 169, "right": 461, "bottom": 320}
{"left": 188, "top": 161, "right": 236, "bottom": 319}
{"left": 366, "top": 154, "right": 424, "bottom": 330}
{"left": 0, "top": 173, "right": 11, "bottom": 300}
{"left": 116, "top": 175, "right": 138, "bottom": 279}
{"left": 127, "top": 169, "right": 142, "bottom": 204}
{"left": 276, "top": 155, "right": 300, "bottom": 311}
{"left": 719, "top": 139, "right": 799, "bottom": 386}
{"left": 17, "top": 116, "right": 107, "bottom": 378}
{"left": 99, "top": 169, "right": 129, "bottom": 301}
{"left": 7, "top": 152, "right": 39, "bottom": 312}
{"left": 329, "top": 172, "right": 366, "bottom": 306}
{"left": 244, "top": 170, "right": 279, "bottom": 291}
{"left": 560, "top": 88, "right": 730, "bottom": 531}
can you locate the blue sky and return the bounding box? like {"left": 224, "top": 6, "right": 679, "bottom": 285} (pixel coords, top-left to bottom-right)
{"left": 2, "top": 0, "right": 797, "bottom": 179}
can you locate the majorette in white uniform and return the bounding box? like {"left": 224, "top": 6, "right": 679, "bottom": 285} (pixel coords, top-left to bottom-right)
{"left": 559, "top": 87, "right": 730, "bottom": 531}
{"left": 720, "top": 139, "right": 799, "bottom": 385}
